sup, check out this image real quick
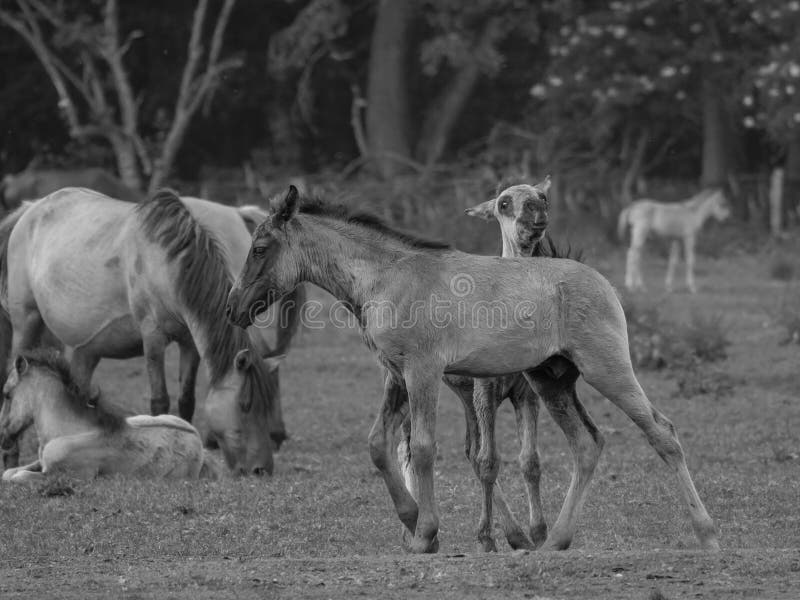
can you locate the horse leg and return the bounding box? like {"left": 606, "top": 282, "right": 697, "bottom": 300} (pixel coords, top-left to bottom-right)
{"left": 507, "top": 378, "right": 547, "bottom": 548}
{"left": 684, "top": 235, "right": 697, "bottom": 294}
{"left": 367, "top": 372, "right": 419, "bottom": 538}
{"left": 177, "top": 342, "right": 200, "bottom": 422}
{"left": 141, "top": 323, "right": 170, "bottom": 415}
{"left": 528, "top": 375, "right": 604, "bottom": 551}
{"left": 69, "top": 349, "right": 101, "bottom": 392}
{"left": 1, "top": 459, "right": 42, "bottom": 482}
{"left": 579, "top": 345, "right": 719, "bottom": 550}
{"left": 403, "top": 364, "right": 442, "bottom": 554}
{"left": 665, "top": 240, "right": 680, "bottom": 292}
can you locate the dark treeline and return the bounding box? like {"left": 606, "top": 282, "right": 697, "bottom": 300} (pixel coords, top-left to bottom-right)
{"left": 1, "top": 0, "right": 799, "bottom": 219}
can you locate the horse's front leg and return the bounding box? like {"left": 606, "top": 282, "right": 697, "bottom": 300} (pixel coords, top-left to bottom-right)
{"left": 367, "top": 371, "right": 419, "bottom": 537}
{"left": 1, "top": 459, "right": 42, "bottom": 482}
{"left": 470, "top": 378, "right": 501, "bottom": 552}
{"left": 403, "top": 364, "right": 443, "bottom": 554}
{"left": 177, "top": 342, "right": 200, "bottom": 422}
{"left": 140, "top": 321, "right": 170, "bottom": 415}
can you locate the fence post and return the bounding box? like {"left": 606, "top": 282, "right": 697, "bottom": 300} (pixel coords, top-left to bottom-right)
{"left": 769, "top": 167, "right": 784, "bottom": 235}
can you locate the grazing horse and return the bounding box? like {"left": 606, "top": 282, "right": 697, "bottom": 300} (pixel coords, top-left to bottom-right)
{"left": 2, "top": 187, "right": 276, "bottom": 475}
{"left": 618, "top": 188, "right": 731, "bottom": 293}
{"left": 226, "top": 186, "right": 719, "bottom": 554}
{"left": 397, "top": 176, "right": 603, "bottom": 552}
{"left": 0, "top": 168, "right": 142, "bottom": 207}
{"left": 0, "top": 196, "right": 303, "bottom": 442}
{"left": 0, "top": 350, "right": 219, "bottom": 482}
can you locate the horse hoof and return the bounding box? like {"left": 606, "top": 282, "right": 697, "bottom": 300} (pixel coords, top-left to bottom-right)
{"left": 529, "top": 523, "right": 548, "bottom": 549}
{"left": 403, "top": 530, "right": 439, "bottom": 554}
{"left": 505, "top": 531, "right": 535, "bottom": 551}
{"left": 478, "top": 537, "right": 498, "bottom": 553}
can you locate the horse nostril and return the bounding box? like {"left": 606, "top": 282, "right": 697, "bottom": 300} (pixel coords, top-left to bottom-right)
{"left": 225, "top": 303, "right": 233, "bottom": 318}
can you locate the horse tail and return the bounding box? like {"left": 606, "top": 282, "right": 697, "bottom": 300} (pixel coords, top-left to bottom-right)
{"left": 199, "top": 450, "right": 223, "bottom": 480}
{"left": 617, "top": 205, "right": 632, "bottom": 241}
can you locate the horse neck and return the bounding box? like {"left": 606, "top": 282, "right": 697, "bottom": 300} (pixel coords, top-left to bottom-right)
{"left": 500, "top": 232, "right": 535, "bottom": 258}
{"left": 294, "top": 217, "right": 406, "bottom": 312}
{"left": 688, "top": 193, "right": 719, "bottom": 229}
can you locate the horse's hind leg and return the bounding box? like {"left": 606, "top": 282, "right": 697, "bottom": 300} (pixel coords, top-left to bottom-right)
{"left": 506, "top": 379, "right": 547, "bottom": 548}
{"left": 625, "top": 225, "right": 648, "bottom": 291}
{"left": 177, "top": 342, "right": 200, "bottom": 421}
{"left": 527, "top": 374, "right": 604, "bottom": 551}
{"left": 580, "top": 348, "right": 718, "bottom": 550}
{"left": 665, "top": 240, "right": 681, "bottom": 292}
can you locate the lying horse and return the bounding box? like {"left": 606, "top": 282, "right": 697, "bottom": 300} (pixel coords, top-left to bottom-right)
{"left": 226, "top": 185, "right": 719, "bottom": 554}
{"left": 0, "top": 350, "right": 219, "bottom": 482}
{"left": 3, "top": 188, "right": 277, "bottom": 475}
{"left": 398, "top": 176, "right": 602, "bottom": 552}
{"left": 618, "top": 188, "right": 730, "bottom": 293}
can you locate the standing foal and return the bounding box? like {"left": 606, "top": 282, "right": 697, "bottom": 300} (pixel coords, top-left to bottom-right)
{"left": 618, "top": 188, "right": 730, "bottom": 293}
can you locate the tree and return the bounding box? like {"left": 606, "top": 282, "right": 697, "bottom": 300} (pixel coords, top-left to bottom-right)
{"left": 0, "top": 0, "right": 240, "bottom": 193}
{"left": 535, "top": 0, "right": 784, "bottom": 206}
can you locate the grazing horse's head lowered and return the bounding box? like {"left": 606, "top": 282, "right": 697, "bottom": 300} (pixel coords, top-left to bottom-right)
{"left": 465, "top": 176, "right": 551, "bottom": 256}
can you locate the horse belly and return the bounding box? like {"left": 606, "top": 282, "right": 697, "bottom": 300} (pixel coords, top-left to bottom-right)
{"left": 445, "top": 327, "right": 559, "bottom": 377}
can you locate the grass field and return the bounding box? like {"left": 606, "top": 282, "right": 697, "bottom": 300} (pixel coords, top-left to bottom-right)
{"left": 1, "top": 240, "right": 799, "bottom": 599}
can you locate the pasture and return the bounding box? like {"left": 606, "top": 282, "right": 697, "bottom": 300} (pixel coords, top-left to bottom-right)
{"left": 1, "top": 241, "right": 799, "bottom": 599}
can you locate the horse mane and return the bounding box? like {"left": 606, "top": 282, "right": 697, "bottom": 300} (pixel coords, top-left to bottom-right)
{"left": 290, "top": 194, "right": 451, "bottom": 250}
{"left": 683, "top": 187, "right": 722, "bottom": 207}
{"left": 18, "top": 349, "right": 126, "bottom": 432}
{"left": 135, "top": 190, "right": 274, "bottom": 417}
{"left": 532, "top": 234, "right": 583, "bottom": 262}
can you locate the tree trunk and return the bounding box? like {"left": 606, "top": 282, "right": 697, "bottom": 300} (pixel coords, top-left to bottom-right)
{"left": 620, "top": 127, "right": 649, "bottom": 205}
{"left": 365, "top": 0, "right": 413, "bottom": 179}
{"left": 109, "top": 134, "right": 144, "bottom": 191}
{"left": 700, "top": 80, "right": 730, "bottom": 189}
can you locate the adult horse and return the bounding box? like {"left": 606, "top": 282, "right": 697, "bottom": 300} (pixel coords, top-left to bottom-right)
{"left": 0, "top": 194, "right": 305, "bottom": 457}
{"left": 618, "top": 188, "right": 730, "bottom": 293}
{"left": 0, "top": 167, "right": 142, "bottom": 208}
{"left": 398, "top": 176, "right": 602, "bottom": 553}
{"left": 3, "top": 187, "right": 277, "bottom": 475}
{"left": 226, "top": 185, "right": 719, "bottom": 553}
{"left": 1, "top": 350, "right": 220, "bottom": 482}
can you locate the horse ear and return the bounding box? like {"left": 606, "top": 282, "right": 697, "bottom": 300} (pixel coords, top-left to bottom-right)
{"left": 14, "top": 355, "right": 28, "bottom": 375}
{"left": 465, "top": 199, "right": 496, "bottom": 221}
{"left": 274, "top": 185, "right": 300, "bottom": 227}
{"left": 536, "top": 174, "right": 552, "bottom": 194}
{"left": 234, "top": 348, "right": 252, "bottom": 372}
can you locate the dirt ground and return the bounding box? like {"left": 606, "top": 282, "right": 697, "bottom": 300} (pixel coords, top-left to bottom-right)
{"left": 1, "top": 244, "right": 799, "bottom": 599}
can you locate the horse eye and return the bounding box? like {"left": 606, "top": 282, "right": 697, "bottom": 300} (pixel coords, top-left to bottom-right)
{"left": 499, "top": 199, "right": 509, "bottom": 210}
{"left": 253, "top": 246, "right": 267, "bottom": 257}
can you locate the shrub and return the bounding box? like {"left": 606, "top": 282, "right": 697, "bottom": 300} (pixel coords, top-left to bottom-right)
{"left": 770, "top": 255, "right": 795, "bottom": 282}
{"left": 679, "top": 312, "right": 730, "bottom": 363}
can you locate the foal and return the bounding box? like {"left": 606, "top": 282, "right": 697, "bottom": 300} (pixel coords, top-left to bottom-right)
{"left": 227, "top": 186, "right": 719, "bottom": 554}
{"left": 398, "top": 177, "right": 603, "bottom": 552}
{"left": 0, "top": 350, "right": 217, "bottom": 482}
{"left": 618, "top": 188, "right": 730, "bottom": 293}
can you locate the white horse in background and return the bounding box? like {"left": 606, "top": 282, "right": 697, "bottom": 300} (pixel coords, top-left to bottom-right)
{"left": 618, "top": 188, "right": 731, "bottom": 293}
{"left": 0, "top": 350, "right": 220, "bottom": 483}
